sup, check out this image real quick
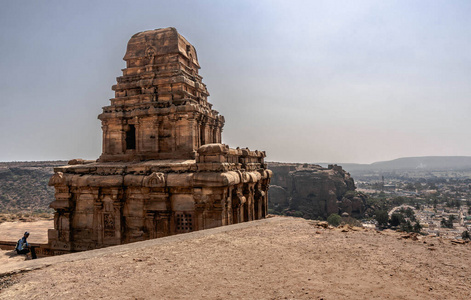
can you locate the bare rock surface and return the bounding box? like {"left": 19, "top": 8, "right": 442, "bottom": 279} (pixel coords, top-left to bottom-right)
{"left": 268, "top": 163, "right": 366, "bottom": 219}
{"left": 1, "top": 217, "right": 470, "bottom": 299}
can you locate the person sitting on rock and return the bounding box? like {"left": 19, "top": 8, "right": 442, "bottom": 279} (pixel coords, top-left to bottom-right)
{"left": 15, "top": 232, "right": 37, "bottom": 259}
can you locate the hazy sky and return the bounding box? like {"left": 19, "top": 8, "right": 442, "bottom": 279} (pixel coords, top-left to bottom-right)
{"left": 1, "top": 0, "right": 471, "bottom": 164}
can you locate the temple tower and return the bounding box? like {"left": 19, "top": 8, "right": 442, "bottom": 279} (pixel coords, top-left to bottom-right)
{"left": 48, "top": 28, "right": 271, "bottom": 254}
{"left": 98, "top": 27, "right": 224, "bottom": 162}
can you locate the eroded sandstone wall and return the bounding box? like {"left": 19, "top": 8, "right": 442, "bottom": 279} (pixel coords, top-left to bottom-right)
{"left": 268, "top": 163, "right": 366, "bottom": 219}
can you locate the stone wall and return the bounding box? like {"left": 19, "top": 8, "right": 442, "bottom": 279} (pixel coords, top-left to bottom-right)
{"left": 48, "top": 145, "right": 271, "bottom": 252}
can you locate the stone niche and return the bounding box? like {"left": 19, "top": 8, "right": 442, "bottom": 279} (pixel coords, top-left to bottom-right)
{"left": 48, "top": 28, "right": 271, "bottom": 253}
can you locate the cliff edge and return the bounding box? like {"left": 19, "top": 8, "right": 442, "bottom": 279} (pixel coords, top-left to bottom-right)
{"left": 268, "top": 163, "right": 367, "bottom": 219}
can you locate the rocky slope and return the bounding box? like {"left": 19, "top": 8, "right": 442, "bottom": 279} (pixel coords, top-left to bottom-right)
{"left": 268, "top": 163, "right": 367, "bottom": 219}
{"left": 0, "top": 161, "right": 66, "bottom": 213}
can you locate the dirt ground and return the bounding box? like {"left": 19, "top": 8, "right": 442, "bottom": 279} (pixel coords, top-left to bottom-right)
{"left": 0, "top": 220, "right": 52, "bottom": 244}
{"left": 0, "top": 220, "right": 53, "bottom": 265}
{"left": 0, "top": 217, "right": 470, "bottom": 299}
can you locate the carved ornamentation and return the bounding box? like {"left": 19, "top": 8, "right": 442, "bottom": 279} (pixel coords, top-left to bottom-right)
{"left": 48, "top": 172, "right": 65, "bottom": 186}
{"left": 143, "top": 172, "right": 166, "bottom": 187}
{"left": 47, "top": 28, "right": 271, "bottom": 253}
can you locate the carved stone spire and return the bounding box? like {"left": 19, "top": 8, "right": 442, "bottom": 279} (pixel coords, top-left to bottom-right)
{"left": 98, "top": 27, "right": 225, "bottom": 162}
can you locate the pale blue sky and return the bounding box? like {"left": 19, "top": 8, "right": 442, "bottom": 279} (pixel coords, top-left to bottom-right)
{"left": 1, "top": 0, "right": 471, "bottom": 163}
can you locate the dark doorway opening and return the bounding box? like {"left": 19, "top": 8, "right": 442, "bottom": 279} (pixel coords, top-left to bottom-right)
{"left": 126, "top": 124, "right": 136, "bottom": 150}
{"left": 200, "top": 125, "right": 205, "bottom": 146}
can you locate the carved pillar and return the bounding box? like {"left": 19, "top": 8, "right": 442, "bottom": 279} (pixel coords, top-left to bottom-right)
{"left": 57, "top": 211, "right": 72, "bottom": 246}
{"left": 120, "top": 127, "right": 126, "bottom": 154}
{"left": 232, "top": 186, "right": 245, "bottom": 224}
{"left": 169, "top": 115, "right": 177, "bottom": 152}
{"left": 145, "top": 211, "right": 156, "bottom": 239}
{"left": 134, "top": 117, "right": 141, "bottom": 153}
{"left": 195, "top": 203, "right": 205, "bottom": 230}
{"left": 155, "top": 211, "right": 171, "bottom": 238}
{"left": 225, "top": 187, "right": 233, "bottom": 225}
{"left": 102, "top": 124, "right": 109, "bottom": 154}
{"left": 261, "top": 179, "right": 270, "bottom": 218}
{"left": 93, "top": 200, "right": 104, "bottom": 246}
{"left": 193, "top": 188, "right": 205, "bottom": 230}
{"left": 112, "top": 192, "right": 123, "bottom": 243}
{"left": 243, "top": 184, "right": 254, "bottom": 222}
{"left": 254, "top": 185, "right": 264, "bottom": 220}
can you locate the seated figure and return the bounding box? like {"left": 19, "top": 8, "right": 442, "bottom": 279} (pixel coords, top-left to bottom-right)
{"left": 15, "top": 232, "right": 37, "bottom": 259}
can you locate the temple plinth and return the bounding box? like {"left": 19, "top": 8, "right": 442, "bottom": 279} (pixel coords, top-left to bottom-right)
{"left": 47, "top": 28, "right": 271, "bottom": 253}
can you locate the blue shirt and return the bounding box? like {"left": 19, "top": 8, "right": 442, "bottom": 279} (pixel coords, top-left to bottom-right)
{"left": 16, "top": 237, "right": 29, "bottom": 251}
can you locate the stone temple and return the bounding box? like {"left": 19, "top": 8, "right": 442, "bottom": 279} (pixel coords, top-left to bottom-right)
{"left": 47, "top": 28, "right": 271, "bottom": 253}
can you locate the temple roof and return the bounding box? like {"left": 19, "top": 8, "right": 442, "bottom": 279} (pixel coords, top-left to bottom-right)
{"left": 123, "top": 27, "right": 200, "bottom": 67}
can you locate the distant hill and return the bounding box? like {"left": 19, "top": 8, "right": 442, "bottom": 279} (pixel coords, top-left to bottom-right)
{"left": 0, "top": 161, "right": 67, "bottom": 213}
{"left": 317, "top": 156, "right": 471, "bottom": 173}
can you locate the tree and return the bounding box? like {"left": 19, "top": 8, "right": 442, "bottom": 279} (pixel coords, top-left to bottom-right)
{"left": 327, "top": 213, "right": 341, "bottom": 227}
{"left": 462, "top": 230, "right": 470, "bottom": 240}
{"left": 375, "top": 210, "right": 389, "bottom": 228}
{"left": 414, "top": 182, "right": 423, "bottom": 191}
{"left": 441, "top": 217, "right": 453, "bottom": 229}
{"left": 390, "top": 213, "right": 405, "bottom": 227}
{"left": 413, "top": 221, "right": 422, "bottom": 233}
{"left": 400, "top": 220, "right": 413, "bottom": 232}
{"left": 414, "top": 202, "right": 421, "bottom": 210}
{"left": 449, "top": 215, "right": 456, "bottom": 223}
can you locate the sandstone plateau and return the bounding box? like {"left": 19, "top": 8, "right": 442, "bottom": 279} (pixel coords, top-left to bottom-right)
{"left": 268, "top": 163, "right": 367, "bottom": 219}
{"left": 0, "top": 217, "right": 470, "bottom": 299}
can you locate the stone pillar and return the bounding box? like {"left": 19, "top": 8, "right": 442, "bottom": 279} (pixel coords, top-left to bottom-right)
{"left": 254, "top": 186, "right": 264, "bottom": 220}
{"left": 113, "top": 199, "right": 123, "bottom": 243}
{"left": 155, "top": 211, "right": 171, "bottom": 238}
{"left": 93, "top": 200, "right": 104, "bottom": 246}
{"left": 145, "top": 211, "right": 156, "bottom": 239}
{"left": 102, "top": 124, "right": 108, "bottom": 155}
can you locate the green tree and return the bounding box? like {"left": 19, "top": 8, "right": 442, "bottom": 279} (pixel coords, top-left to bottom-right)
{"left": 327, "top": 213, "right": 341, "bottom": 227}
{"left": 375, "top": 210, "right": 389, "bottom": 228}
{"left": 414, "top": 182, "right": 423, "bottom": 191}
{"left": 441, "top": 217, "right": 453, "bottom": 229}
{"left": 449, "top": 215, "right": 456, "bottom": 223}
{"left": 413, "top": 221, "right": 422, "bottom": 233}
{"left": 400, "top": 220, "right": 413, "bottom": 232}
{"left": 390, "top": 213, "right": 405, "bottom": 227}
{"left": 462, "top": 230, "right": 470, "bottom": 240}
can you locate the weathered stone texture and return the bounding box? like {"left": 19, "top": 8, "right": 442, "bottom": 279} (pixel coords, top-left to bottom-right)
{"left": 98, "top": 27, "right": 224, "bottom": 162}
{"left": 48, "top": 28, "right": 271, "bottom": 253}
{"left": 268, "top": 163, "right": 365, "bottom": 219}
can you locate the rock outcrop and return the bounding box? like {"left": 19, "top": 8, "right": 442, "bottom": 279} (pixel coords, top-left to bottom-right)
{"left": 268, "top": 163, "right": 366, "bottom": 219}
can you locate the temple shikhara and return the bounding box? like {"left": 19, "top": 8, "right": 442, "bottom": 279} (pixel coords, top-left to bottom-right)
{"left": 47, "top": 27, "right": 271, "bottom": 253}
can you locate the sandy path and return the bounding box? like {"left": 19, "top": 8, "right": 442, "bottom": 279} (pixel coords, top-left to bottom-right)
{"left": 0, "top": 217, "right": 470, "bottom": 299}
